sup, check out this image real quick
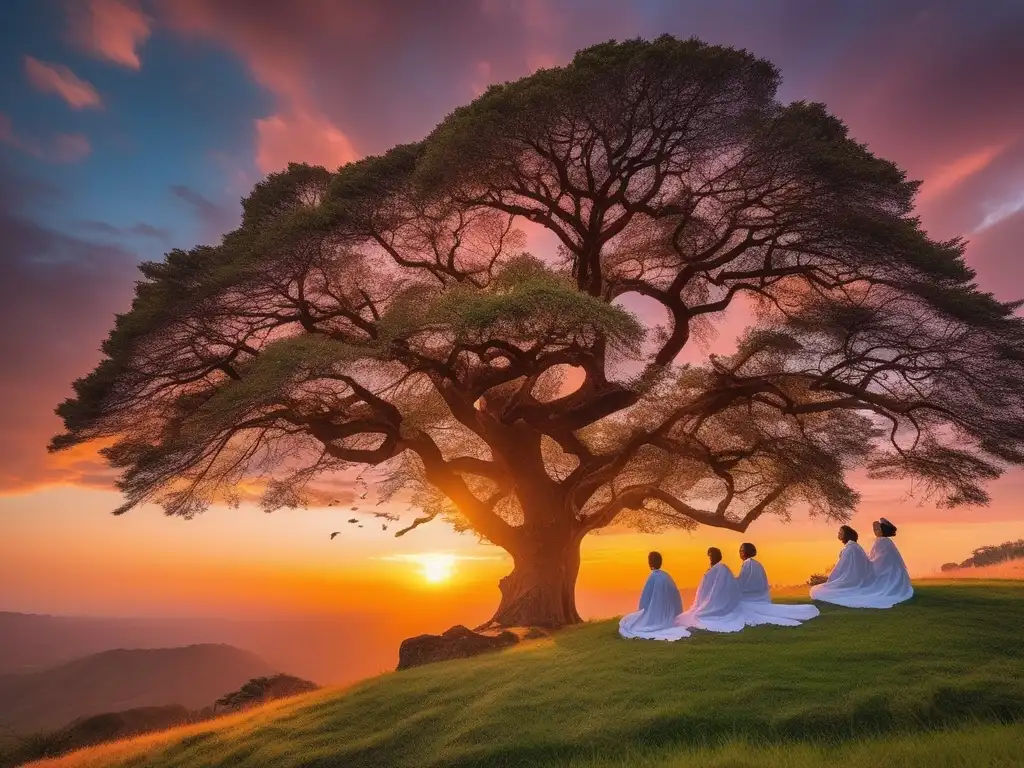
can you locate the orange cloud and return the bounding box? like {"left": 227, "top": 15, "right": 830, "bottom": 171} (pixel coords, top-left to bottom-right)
{"left": 24, "top": 56, "right": 102, "bottom": 109}
{"left": 0, "top": 418, "right": 117, "bottom": 496}
{"left": 37, "top": 439, "right": 119, "bottom": 490}
{"left": 68, "top": 0, "right": 151, "bottom": 70}
{"left": 0, "top": 113, "right": 91, "bottom": 164}
{"left": 918, "top": 141, "right": 1010, "bottom": 203}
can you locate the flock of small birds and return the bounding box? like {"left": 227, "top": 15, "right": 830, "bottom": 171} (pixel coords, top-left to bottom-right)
{"left": 328, "top": 471, "right": 401, "bottom": 541}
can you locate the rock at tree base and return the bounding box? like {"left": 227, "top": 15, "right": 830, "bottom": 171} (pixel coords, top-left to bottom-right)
{"left": 397, "top": 625, "right": 519, "bottom": 670}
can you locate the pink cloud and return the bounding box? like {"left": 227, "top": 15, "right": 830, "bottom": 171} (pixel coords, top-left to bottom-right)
{"left": 24, "top": 57, "right": 103, "bottom": 110}
{"left": 52, "top": 134, "right": 92, "bottom": 163}
{"left": 526, "top": 52, "right": 560, "bottom": 72}
{"left": 917, "top": 141, "right": 1010, "bottom": 204}
{"left": 0, "top": 114, "right": 14, "bottom": 145}
{"left": 68, "top": 0, "right": 151, "bottom": 70}
{"left": 254, "top": 109, "right": 359, "bottom": 173}
{"left": 470, "top": 60, "right": 493, "bottom": 98}
{"left": 151, "top": 0, "right": 635, "bottom": 171}
{"left": 156, "top": 0, "right": 360, "bottom": 172}
{"left": 0, "top": 113, "right": 91, "bottom": 164}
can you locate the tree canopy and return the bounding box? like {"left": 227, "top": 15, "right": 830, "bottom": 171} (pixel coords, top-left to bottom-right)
{"left": 215, "top": 675, "right": 318, "bottom": 712}
{"left": 52, "top": 36, "right": 1024, "bottom": 627}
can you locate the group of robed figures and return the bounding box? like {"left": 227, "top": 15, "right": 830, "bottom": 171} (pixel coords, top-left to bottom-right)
{"left": 619, "top": 518, "right": 914, "bottom": 641}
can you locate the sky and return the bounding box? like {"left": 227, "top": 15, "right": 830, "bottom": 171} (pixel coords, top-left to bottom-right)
{"left": 2, "top": 0, "right": 1024, "bottom": 631}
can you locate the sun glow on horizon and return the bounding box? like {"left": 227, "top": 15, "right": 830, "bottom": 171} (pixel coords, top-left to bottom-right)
{"left": 372, "top": 551, "right": 504, "bottom": 587}
{"left": 419, "top": 554, "right": 456, "bottom": 584}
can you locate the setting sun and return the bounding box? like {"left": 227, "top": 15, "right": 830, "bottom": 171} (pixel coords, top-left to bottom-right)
{"left": 420, "top": 554, "right": 456, "bottom": 584}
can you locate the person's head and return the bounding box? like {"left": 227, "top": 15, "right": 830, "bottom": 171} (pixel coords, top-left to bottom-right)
{"left": 707, "top": 547, "right": 723, "bottom": 566}
{"left": 838, "top": 525, "right": 859, "bottom": 543}
{"left": 876, "top": 518, "right": 897, "bottom": 537}
{"left": 739, "top": 543, "right": 757, "bottom": 560}
{"left": 648, "top": 551, "right": 663, "bottom": 571}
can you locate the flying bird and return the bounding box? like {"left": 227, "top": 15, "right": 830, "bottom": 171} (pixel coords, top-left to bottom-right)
{"left": 358, "top": 524, "right": 363, "bottom": 528}
{"left": 348, "top": 518, "right": 358, "bottom": 524}
{"left": 382, "top": 524, "right": 388, "bottom": 531}
{"left": 330, "top": 532, "right": 341, "bottom": 540}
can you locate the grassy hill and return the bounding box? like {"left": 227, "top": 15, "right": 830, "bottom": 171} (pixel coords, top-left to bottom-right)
{"left": 0, "top": 644, "right": 275, "bottom": 733}
{"left": 26, "top": 581, "right": 1024, "bottom": 768}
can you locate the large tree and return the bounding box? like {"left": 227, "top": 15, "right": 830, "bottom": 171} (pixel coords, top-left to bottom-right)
{"left": 52, "top": 37, "right": 1024, "bottom": 628}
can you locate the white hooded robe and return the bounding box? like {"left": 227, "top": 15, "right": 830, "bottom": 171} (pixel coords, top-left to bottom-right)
{"left": 618, "top": 569, "right": 691, "bottom": 641}
{"left": 810, "top": 540, "right": 893, "bottom": 608}
{"left": 737, "top": 558, "right": 820, "bottom": 626}
{"left": 865, "top": 537, "right": 913, "bottom": 607}
{"left": 677, "top": 562, "right": 746, "bottom": 633}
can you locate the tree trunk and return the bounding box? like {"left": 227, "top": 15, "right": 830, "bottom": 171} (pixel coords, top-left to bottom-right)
{"left": 484, "top": 531, "right": 583, "bottom": 629}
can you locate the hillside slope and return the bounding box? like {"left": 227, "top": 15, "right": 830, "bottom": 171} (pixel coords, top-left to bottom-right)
{"left": 29, "top": 582, "right": 1024, "bottom": 768}
{"left": 0, "top": 645, "right": 275, "bottom": 732}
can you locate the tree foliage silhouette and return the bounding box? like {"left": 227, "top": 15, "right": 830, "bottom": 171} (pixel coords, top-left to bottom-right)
{"left": 948, "top": 539, "right": 1024, "bottom": 570}
{"left": 52, "top": 37, "right": 1024, "bottom": 627}
{"left": 215, "top": 675, "right": 318, "bottom": 712}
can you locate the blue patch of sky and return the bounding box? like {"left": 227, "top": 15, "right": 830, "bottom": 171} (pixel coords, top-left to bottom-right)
{"left": 0, "top": 0, "right": 272, "bottom": 260}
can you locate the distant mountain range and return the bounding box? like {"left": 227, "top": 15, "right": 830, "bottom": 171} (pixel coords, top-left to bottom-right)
{"left": 0, "top": 610, "right": 400, "bottom": 685}
{"left": 0, "top": 612, "right": 247, "bottom": 675}
{"left": 0, "top": 644, "right": 275, "bottom": 732}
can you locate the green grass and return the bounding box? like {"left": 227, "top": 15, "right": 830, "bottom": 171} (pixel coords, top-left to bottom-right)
{"left": 32, "top": 582, "right": 1024, "bottom": 768}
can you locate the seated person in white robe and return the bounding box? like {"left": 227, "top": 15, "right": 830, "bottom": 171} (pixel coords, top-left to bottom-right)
{"left": 677, "top": 547, "right": 746, "bottom": 633}
{"left": 619, "top": 551, "right": 690, "bottom": 641}
{"left": 736, "top": 542, "right": 820, "bottom": 626}
{"left": 865, "top": 518, "right": 913, "bottom": 606}
{"left": 810, "top": 525, "right": 887, "bottom": 607}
